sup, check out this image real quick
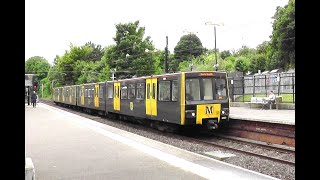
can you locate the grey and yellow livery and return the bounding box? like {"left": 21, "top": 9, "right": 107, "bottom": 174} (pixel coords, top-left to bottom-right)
{"left": 53, "top": 71, "right": 230, "bottom": 130}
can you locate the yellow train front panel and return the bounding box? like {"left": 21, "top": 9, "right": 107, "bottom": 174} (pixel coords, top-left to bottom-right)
{"left": 196, "top": 104, "right": 221, "bottom": 124}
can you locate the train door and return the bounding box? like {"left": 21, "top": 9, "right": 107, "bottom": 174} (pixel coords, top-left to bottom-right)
{"left": 94, "top": 84, "right": 99, "bottom": 108}
{"left": 81, "top": 85, "right": 85, "bottom": 105}
{"left": 146, "top": 78, "right": 157, "bottom": 116}
{"left": 114, "top": 82, "right": 120, "bottom": 111}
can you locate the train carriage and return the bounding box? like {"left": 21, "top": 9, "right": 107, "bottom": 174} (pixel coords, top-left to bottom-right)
{"left": 108, "top": 78, "right": 147, "bottom": 119}
{"left": 107, "top": 71, "right": 229, "bottom": 130}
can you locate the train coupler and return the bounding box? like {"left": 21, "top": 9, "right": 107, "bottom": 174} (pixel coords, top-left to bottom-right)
{"left": 205, "top": 119, "right": 219, "bottom": 130}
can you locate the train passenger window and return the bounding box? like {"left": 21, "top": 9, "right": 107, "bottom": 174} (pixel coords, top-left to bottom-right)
{"left": 172, "top": 80, "right": 178, "bottom": 101}
{"left": 121, "top": 86, "right": 127, "bottom": 99}
{"left": 136, "top": 83, "right": 145, "bottom": 100}
{"left": 128, "top": 84, "right": 135, "bottom": 99}
{"left": 147, "top": 84, "right": 150, "bottom": 99}
{"left": 117, "top": 86, "right": 119, "bottom": 98}
{"left": 186, "top": 79, "right": 200, "bottom": 101}
{"left": 202, "top": 79, "right": 213, "bottom": 100}
{"left": 107, "top": 85, "right": 113, "bottom": 98}
{"left": 99, "top": 85, "right": 103, "bottom": 98}
{"left": 158, "top": 81, "right": 170, "bottom": 101}
{"left": 114, "top": 86, "right": 117, "bottom": 98}
{"left": 152, "top": 83, "right": 156, "bottom": 99}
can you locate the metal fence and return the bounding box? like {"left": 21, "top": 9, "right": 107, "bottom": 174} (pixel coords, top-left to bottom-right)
{"left": 228, "top": 72, "right": 295, "bottom": 103}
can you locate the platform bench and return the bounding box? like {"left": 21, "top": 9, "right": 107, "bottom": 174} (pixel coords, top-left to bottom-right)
{"left": 247, "top": 96, "right": 282, "bottom": 110}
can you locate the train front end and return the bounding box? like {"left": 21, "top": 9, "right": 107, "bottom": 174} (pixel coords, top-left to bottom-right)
{"left": 181, "top": 71, "right": 230, "bottom": 130}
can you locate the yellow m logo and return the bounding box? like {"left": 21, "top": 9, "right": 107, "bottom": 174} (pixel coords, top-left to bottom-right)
{"left": 205, "top": 106, "right": 213, "bottom": 114}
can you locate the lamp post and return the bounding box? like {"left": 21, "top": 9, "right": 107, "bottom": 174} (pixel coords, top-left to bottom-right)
{"left": 205, "top": 21, "right": 224, "bottom": 71}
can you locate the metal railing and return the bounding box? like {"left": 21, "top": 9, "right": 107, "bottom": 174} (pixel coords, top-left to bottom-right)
{"left": 228, "top": 72, "right": 295, "bottom": 103}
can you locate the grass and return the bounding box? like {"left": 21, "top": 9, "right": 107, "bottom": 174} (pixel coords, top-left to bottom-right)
{"left": 234, "top": 93, "right": 295, "bottom": 103}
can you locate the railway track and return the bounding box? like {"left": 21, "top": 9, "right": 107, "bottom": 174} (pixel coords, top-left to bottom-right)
{"left": 188, "top": 134, "right": 295, "bottom": 166}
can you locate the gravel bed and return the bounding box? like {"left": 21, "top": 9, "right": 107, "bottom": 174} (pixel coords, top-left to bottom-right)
{"left": 42, "top": 101, "right": 295, "bottom": 180}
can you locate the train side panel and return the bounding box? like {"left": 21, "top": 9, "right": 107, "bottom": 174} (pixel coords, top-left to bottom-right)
{"left": 118, "top": 79, "right": 146, "bottom": 119}
{"left": 154, "top": 75, "right": 180, "bottom": 124}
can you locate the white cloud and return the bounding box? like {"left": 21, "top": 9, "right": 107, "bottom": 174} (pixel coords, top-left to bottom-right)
{"left": 25, "top": 0, "right": 288, "bottom": 64}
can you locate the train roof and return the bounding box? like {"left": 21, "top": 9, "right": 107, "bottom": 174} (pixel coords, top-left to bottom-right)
{"left": 53, "top": 71, "right": 227, "bottom": 88}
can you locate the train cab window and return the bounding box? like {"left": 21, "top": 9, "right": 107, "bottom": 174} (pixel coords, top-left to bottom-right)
{"left": 121, "top": 86, "right": 127, "bottom": 99}
{"left": 172, "top": 80, "right": 178, "bottom": 101}
{"left": 215, "top": 79, "right": 227, "bottom": 100}
{"left": 158, "top": 81, "right": 170, "bottom": 101}
{"left": 85, "top": 89, "right": 88, "bottom": 97}
{"left": 128, "top": 84, "right": 135, "bottom": 99}
{"left": 202, "top": 79, "right": 214, "bottom": 100}
{"left": 136, "top": 83, "right": 145, "bottom": 100}
{"left": 186, "top": 79, "right": 200, "bottom": 101}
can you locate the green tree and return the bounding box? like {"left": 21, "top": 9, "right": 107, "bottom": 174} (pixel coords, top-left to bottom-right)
{"left": 220, "top": 50, "right": 232, "bottom": 60}
{"left": 269, "top": 0, "right": 295, "bottom": 70}
{"left": 84, "top": 41, "right": 104, "bottom": 62}
{"left": 55, "top": 43, "right": 104, "bottom": 85}
{"left": 234, "top": 56, "right": 250, "bottom": 73}
{"left": 25, "top": 56, "right": 51, "bottom": 81}
{"left": 256, "top": 41, "right": 270, "bottom": 55}
{"left": 235, "top": 46, "right": 256, "bottom": 56}
{"left": 107, "top": 20, "right": 156, "bottom": 78}
{"left": 249, "top": 54, "right": 267, "bottom": 73}
{"left": 173, "top": 34, "right": 204, "bottom": 72}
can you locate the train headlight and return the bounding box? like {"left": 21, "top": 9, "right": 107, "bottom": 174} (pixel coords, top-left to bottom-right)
{"left": 185, "top": 110, "right": 196, "bottom": 118}
{"left": 221, "top": 108, "right": 229, "bottom": 115}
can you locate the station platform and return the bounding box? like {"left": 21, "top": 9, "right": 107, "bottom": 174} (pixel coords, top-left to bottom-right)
{"left": 229, "top": 107, "right": 295, "bottom": 125}
{"left": 26, "top": 103, "right": 279, "bottom": 180}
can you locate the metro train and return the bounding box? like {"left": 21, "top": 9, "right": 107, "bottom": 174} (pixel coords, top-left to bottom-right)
{"left": 53, "top": 71, "right": 230, "bottom": 131}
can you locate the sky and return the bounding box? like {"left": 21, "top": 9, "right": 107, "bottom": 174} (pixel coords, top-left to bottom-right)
{"left": 25, "top": 0, "right": 288, "bottom": 65}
